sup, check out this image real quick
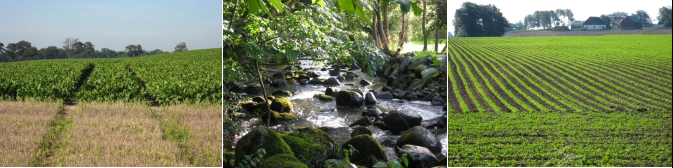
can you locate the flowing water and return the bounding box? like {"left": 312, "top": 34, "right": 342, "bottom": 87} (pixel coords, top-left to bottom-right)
{"left": 233, "top": 60, "right": 447, "bottom": 160}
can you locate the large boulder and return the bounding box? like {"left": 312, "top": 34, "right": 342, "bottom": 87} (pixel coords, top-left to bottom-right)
{"left": 396, "top": 126, "right": 442, "bottom": 154}
{"left": 397, "top": 145, "right": 439, "bottom": 168}
{"left": 350, "top": 127, "right": 372, "bottom": 137}
{"left": 234, "top": 127, "right": 294, "bottom": 165}
{"left": 262, "top": 111, "right": 298, "bottom": 124}
{"left": 382, "top": 110, "right": 422, "bottom": 133}
{"left": 364, "top": 92, "right": 377, "bottom": 105}
{"left": 280, "top": 129, "right": 337, "bottom": 163}
{"left": 376, "top": 92, "right": 394, "bottom": 99}
{"left": 324, "top": 77, "right": 340, "bottom": 86}
{"left": 342, "top": 135, "right": 388, "bottom": 167}
{"left": 335, "top": 91, "right": 364, "bottom": 107}
{"left": 259, "top": 154, "right": 308, "bottom": 168}
{"left": 270, "top": 97, "right": 294, "bottom": 112}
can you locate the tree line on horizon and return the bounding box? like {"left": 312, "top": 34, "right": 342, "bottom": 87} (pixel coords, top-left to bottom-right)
{"left": 0, "top": 39, "right": 189, "bottom": 62}
{"left": 453, "top": 2, "right": 672, "bottom": 37}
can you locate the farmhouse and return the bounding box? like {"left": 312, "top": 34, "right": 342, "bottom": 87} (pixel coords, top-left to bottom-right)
{"left": 612, "top": 18, "right": 623, "bottom": 29}
{"left": 583, "top": 17, "right": 606, "bottom": 30}
{"left": 621, "top": 16, "right": 642, "bottom": 30}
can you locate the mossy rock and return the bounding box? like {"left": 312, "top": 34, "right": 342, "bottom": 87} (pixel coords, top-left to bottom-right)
{"left": 259, "top": 154, "right": 308, "bottom": 168}
{"left": 281, "top": 129, "right": 337, "bottom": 162}
{"left": 262, "top": 111, "right": 298, "bottom": 124}
{"left": 335, "top": 91, "right": 364, "bottom": 107}
{"left": 272, "top": 90, "right": 294, "bottom": 97}
{"left": 342, "top": 134, "right": 388, "bottom": 167}
{"left": 308, "top": 78, "right": 326, "bottom": 84}
{"left": 314, "top": 94, "right": 334, "bottom": 101}
{"left": 234, "top": 127, "right": 294, "bottom": 165}
{"left": 270, "top": 97, "right": 293, "bottom": 112}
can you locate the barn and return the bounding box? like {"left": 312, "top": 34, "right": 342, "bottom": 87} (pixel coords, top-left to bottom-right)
{"left": 621, "top": 16, "right": 642, "bottom": 30}
{"left": 612, "top": 18, "right": 623, "bottom": 29}
{"left": 583, "top": 17, "right": 606, "bottom": 30}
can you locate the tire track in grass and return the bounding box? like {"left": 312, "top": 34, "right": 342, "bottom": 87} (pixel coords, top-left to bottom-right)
{"left": 31, "top": 63, "right": 94, "bottom": 166}
{"left": 448, "top": 45, "right": 479, "bottom": 112}
{"left": 454, "top": 40, "right": 570, "bottom": 112}
{"left": 479, "top": 46, "right": 602, "bottom": 111}
{"left": 452, "top": 41, "right": 505, "bottom": 112}
{"left": 538, "top": 55, "right": 670, "bottom": 109}
{"left": 487, "top": 46, "right": 613, "bottom": 111}
{"left": 450, "top": 40, "right": 528, "bottom": 112}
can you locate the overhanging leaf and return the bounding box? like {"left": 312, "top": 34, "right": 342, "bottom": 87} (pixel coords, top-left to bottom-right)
{"left": 314, "top": 0, "right": 326, "bottom": 7}
{"left": 244, "top": 0, "right": 262, "bottom": 15}
{"left": 338, "top": 0, "right": 356, "bottom": 14}
{"left": 267, "top": 0, "right": 284, "bottom": 13}
{"left": 355, "top": 4, "right": 368, "bottom": 20}
{"left": 410, "top": 2, "right": 422, "bottom": 16}
{"left": 394, "top": 0, "right": 410, "bottom": 13}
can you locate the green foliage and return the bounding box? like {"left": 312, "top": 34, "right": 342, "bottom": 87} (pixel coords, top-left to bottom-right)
{"left": 0, "top": 60, "right": 90, "bottom": 101}
{"left": 343, "top": 144, "right": 356, "bottom": 165}
{"left": 76, "top": 60, "right": 147, "bottom": 103}
{"left": 238, "top": 148, "right": 266, "bottom": 168}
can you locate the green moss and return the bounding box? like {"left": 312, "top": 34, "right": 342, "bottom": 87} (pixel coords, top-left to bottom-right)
{"left": 272, "top": 90, "right": 293, "bottom": 97}
{"left": 262, "top": 111, "right": 298, "bottom": 124}
{"left": 270, "top": 97, "right": 293, "bottom": 112}
{"left": 260, "top": 154, "right": 308, "bottom": 168}
{"left": 342, "top": 134, "right": 388, "bottom": 166}
{"left": 281, "top": 129, "right": 336, "bottom": 161}
{"left": 314, "top": 94, "right": 334, "bottom": 101}
{"left": 234, "top": 127, "right": 294, "bottom": 165}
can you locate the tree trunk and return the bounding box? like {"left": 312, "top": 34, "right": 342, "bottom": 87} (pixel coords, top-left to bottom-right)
{"left": 382, "top": 1, "right": 390, "bottom": 43}
{"left": 255, "top": 59, "right": 271, "bottom": 126}
{"left": 376, "top": 10, "right": 392, "bottom": 55}
{"left": 422, "top": 0, "right": 427, "bottom": 51}
{"left": 435, "top": 19, "right": 440, "bottom": 52}
{"left": 372, "top": 13, "right": 381, "bottom": 48}
{"left": 397, "top": 13, "right": 408, "bottom": 51}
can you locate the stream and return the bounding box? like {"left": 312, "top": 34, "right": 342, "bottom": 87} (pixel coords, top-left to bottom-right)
{"left": 232, "top": 60, "right": 448, "bottom": 161}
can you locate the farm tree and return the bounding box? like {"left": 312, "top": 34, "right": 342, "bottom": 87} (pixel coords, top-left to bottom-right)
{"left": 175, "top": 42, "right": 188, "bottom": 52}
{"left": 453, "top": 2, "right": 509, "bottom": 37}
{"left": 633, "top": 10, "right": 653, "bottom": 27}
{"left": 658, "top": 6, "right": 672, "bottom": 27}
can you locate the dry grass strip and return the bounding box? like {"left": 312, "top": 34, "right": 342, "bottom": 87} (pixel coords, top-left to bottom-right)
{"left": 53, "top": 102, "right": 190, "bottom": 166}
{"left": 155, "top": 105, "right": 222, "bottom": 167}
{"left": 0, "top": 101, "right": 61, "bottom": 166}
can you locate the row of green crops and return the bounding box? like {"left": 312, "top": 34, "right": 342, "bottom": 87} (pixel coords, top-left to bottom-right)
{"left": 446, "top": 35, "right": 673, "bottom": 112}
{"left": 447, "top": 35, "right": 672, "bottom": 166}
{"left": 76, "top": 60, "right": 148, "bottom": 103}
{"left": 0, "top": 48, "right": 221, "bottom": 105}
{"left": 447, "top": 111, "right": 672, "bottom": 167}
{"left": 0, "top": 60, "right": 91, "bottom": 101}
{"left": 129, "top": 49, "right": 221, "bottom": 105}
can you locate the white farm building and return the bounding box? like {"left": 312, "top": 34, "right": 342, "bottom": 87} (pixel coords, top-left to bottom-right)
{"left": 583, "top": 17, "right": 606, "bottom": 30}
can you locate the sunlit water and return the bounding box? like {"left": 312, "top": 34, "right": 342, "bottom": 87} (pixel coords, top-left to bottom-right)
{"left": 233, "top": 60, "right": 447, "bottom": 160}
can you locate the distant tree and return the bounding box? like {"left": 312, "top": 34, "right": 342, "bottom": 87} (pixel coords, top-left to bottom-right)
{"left": 125, "top": 44, "right": 144, "bottom": 57}
{"left": 600, "top": 14, "right": 613, "bottom": 29}
{"left": 40, "top": 46, "right": 60, "bottom": 59}
{"left": 149, "top": 49, "right": 165, "bottom": 55}
{"left": 22, "top": 47, "right": 39, "bottom": 60}
{"left": 83, "top": 42, "right": 95, "bottom": 57}
{"left": 174, "top": 42, "right": 188, "bottom": 52}
{"left": 100, "top": 48, "right": 116, "bottom": 58}
{"left": 63, "top": 37, "right": 79, "bottom": 59}
{"left": 633, "top": 10, "right": 653, "bottom": 27}
{"left": 0, "top": 43, "right": 4, "bottom": 53}
{"left": 73, "top": 42, "right": 84, "bottom": 55}
{"left": 658, "top": 6, "right": 672, "bottom": 27}
{"left": 5, "top": 43, "right": 19, "bottom": 60}
{"left": 453, "top": 2, "right": 509, "bottom": 37}
{"left": 608, "top": 12, "right": 628, "bottom": 19}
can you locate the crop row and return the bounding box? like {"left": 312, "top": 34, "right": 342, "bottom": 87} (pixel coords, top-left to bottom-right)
{"left": 129, "top": 49, "right": 221, "bottom": 105}
{"left": 446, "top": 111, "right": 672, "bottom": 167}
{"left": 0, "top": 61, "right": 91, "bottom": 101}
{"left": 446, "top": 35, "right": 672, "bottom": 112}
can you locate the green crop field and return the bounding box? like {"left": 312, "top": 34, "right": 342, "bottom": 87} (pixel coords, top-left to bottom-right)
{"left": 446, "top": 35, "right": 672, "bottom": 166}
{"left": 1, "top": 49, "right": 221, "bottom": 105}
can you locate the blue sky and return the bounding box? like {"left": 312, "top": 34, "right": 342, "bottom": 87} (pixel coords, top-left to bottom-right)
{"left": 449, "top": 0, "right": 672, "bottom": 34}
{"left": 0, "top": 0, "right": 221, "bottom": 52}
